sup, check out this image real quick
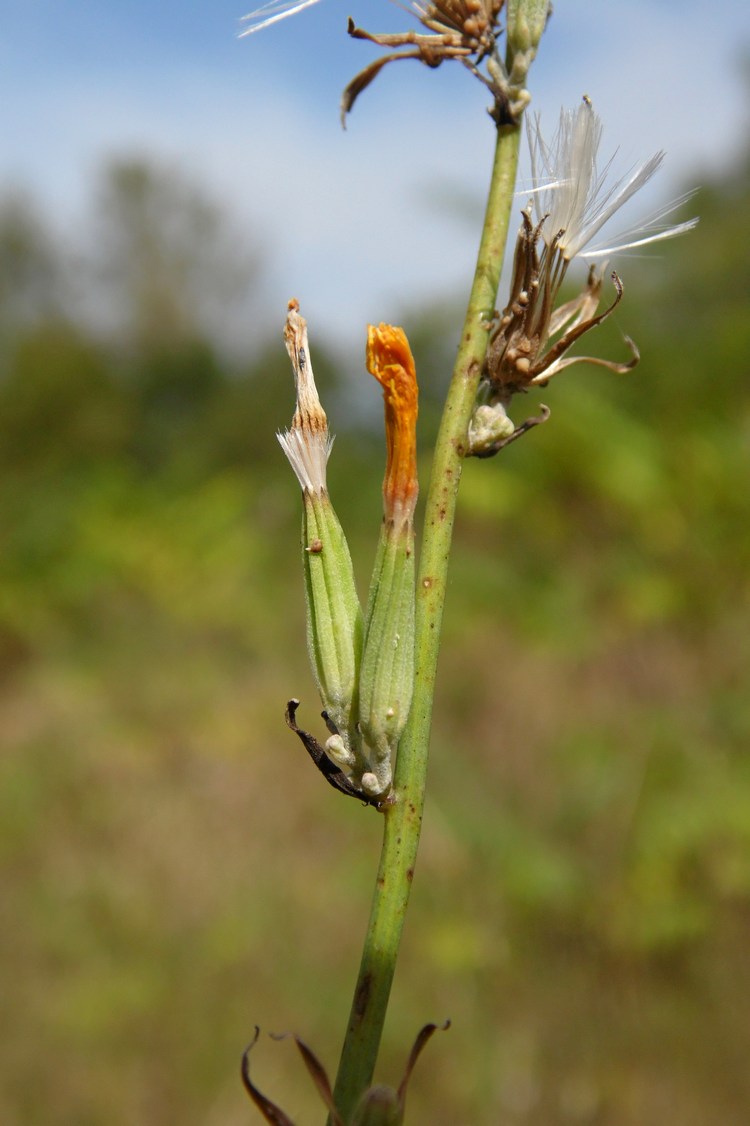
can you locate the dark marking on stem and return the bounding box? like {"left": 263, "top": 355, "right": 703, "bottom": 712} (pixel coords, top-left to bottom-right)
{"left": 406, "top": 867, "right": 414, "bottom": 883}
{"left": 354, "top": 972, "right": 373, "bottom": 1018}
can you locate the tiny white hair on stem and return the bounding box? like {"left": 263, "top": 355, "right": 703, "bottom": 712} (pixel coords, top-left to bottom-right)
{"left": 238, "top": 0, "right": 323, "bottom": 37}
{"left": 528, "top": 97, "right": 698, "bottom": 263}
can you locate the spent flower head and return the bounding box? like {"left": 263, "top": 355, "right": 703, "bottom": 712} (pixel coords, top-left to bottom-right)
{"left": 240, "top": 1, "right": 551, "bottom": 124}
{"left": 343, "top": 0, "right": 518, "bottom": 122}
{"left": 469, "top": 96, "right": 698, "bottom": 455}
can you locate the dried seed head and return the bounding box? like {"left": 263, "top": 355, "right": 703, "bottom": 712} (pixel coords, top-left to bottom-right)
{"left": 481, "top": 99, "right": 697, "bottom": 407}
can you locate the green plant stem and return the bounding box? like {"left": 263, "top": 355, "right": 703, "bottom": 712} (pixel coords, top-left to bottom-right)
{"left": 330, "top": 119, "right": 522, "bottom": 1122}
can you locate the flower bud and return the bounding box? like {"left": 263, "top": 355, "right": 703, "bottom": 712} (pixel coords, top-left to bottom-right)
{"left": 505, "top": 0, "right": 551, "bottom": 93}
{"left": 467, "top": 401, "right": 516, "bottom": 455}
{"left": 506, "top": 0, "right": 551, "bottom": 55}
{"left": 357, "top": 325, "right": 418, "bottom": 796}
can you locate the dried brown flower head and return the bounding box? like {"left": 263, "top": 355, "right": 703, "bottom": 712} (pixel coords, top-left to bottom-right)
{"left": 240, "top": 1, "right": 549, "bottom": 125}
{"left": 343, "top": 1, "right": 508, "bottom": 122}
{"left": 468, "top": 97, "right": 698, "bottom": 457}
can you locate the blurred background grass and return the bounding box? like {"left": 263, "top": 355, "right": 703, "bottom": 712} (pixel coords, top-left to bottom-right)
{"left": 1, "top": 123, "right": 749, "bottom": 1126}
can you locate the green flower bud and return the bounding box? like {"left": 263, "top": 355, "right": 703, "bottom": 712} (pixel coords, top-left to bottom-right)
{"left": 467, "top": 401, "right": 516, "bottom": 455}
{"left": 505, "top": 0, "right": 551, "bottom": 96}
{"left": 506, "top": 0, "right": 551, "bottom": 56}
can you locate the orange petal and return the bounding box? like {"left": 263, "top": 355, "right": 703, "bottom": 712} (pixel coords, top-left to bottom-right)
{"left": 366, "top": 324, "right": 419, "bottom": 520}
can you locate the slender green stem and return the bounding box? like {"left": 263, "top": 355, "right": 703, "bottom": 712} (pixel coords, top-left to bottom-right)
{"left": 331, "top": 120, "right": 522, "bottom": 1122}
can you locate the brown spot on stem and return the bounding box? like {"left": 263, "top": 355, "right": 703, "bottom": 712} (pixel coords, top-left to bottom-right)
{"left": 422, "top": 577, "right": 433, "bottom": 589}
{"left": 355, "top": 973, "right": 373, "bottom": 1018}
{"left": 406, "top": 867, "right": 414, "bottom": 883}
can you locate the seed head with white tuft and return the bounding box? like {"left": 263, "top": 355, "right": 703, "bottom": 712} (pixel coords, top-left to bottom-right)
{"left": 528, "top": 96, "right": 698, "bottom": 264}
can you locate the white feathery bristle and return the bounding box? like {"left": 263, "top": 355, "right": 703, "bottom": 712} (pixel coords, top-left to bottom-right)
{"left": 238, "top": 0, "right": 323, "bottom": 37}
{"left": 278, "top": 428, "right": 333, "bottom": 494}
{"left": 529, "top": 98, "right": 698, "bottom": 262}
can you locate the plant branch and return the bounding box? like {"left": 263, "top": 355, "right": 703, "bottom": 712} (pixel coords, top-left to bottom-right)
{"left": 330, "top": 119, "right": 522, "bottom": 1121}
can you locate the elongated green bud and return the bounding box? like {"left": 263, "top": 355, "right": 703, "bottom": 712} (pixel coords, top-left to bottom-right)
{"left": 278, "top": 300, "right": 363, "bottom": 751}
{"left": 358, "top": 324, "right": 418, "bottom": 798}
{"left": 505, "top": 0, "right": 551, "bottom": 91}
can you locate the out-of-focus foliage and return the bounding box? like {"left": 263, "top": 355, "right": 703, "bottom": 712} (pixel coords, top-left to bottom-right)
{"left": 0, "top": 140, "right": 748, "bottom": 1126}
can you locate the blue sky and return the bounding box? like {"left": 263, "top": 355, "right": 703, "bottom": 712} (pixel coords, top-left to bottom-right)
{"left": 2, "top": 1, "right": 749, "bottom": 351}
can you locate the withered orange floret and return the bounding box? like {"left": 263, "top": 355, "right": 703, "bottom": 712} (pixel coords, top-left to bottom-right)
{"left": 366, "top": 324, "right": 419, "bottom": 518}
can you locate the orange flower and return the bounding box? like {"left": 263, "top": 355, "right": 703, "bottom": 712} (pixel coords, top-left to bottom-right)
{"left": 366, "top": 324, "right": 419, "bottom": 523}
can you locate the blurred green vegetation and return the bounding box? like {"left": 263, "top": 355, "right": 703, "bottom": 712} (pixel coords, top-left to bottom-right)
{"left": 1, "top": 144, "right": 749, "bottom": 1126}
